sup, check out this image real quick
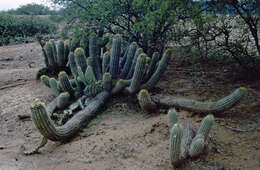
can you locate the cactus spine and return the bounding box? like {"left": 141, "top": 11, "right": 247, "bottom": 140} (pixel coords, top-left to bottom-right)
{"left": 169, "top": 124, "right": 183, "bottom": 167}
{"left": 168, "top": 108, "right": 178, "bottom": 128}
{"left": 57, "top": 92, "right": 71, "bottom": 109}
{"left": 142, "top": 49, "right": 172, "bottom": 90}
{"left": 197, "top": 114, "right": 214, "bottom": 141}
{"left": 74, "top": 48, "right": 88, "bottom": 72}
{"left": 109, "top": 34, "right": 121, "bottom": 78}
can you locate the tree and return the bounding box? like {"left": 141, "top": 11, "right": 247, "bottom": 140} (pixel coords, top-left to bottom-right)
{"left": 7, "top": 3, "right": 56, "bottom": 15}
{"left": 50, "top": 0, "right": 200, "bottom": 54}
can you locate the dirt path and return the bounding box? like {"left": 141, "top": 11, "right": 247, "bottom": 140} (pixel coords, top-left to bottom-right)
{"left": 0, "top": 42, "right": 259, "bottom": 170}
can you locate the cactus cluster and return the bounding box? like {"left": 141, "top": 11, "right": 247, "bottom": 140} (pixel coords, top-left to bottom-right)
{"left": 168, "top": 110, "right": 215, "bottom": 167}
{"left": 137, "top": 89, "right": 156, "bottom": 112}
{"left": 26, "top": 33, "right": 172, "bottom": 155}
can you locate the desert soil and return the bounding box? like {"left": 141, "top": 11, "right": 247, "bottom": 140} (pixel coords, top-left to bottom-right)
{"left": 0, "top": 42, "right": 259, "bottom": 170}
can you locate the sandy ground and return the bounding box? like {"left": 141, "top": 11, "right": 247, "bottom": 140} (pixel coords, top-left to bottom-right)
{"left": 0, "top": 42, "right": 259, "bottom": 170}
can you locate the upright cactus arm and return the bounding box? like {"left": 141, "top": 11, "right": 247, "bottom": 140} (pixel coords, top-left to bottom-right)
{"left": 74, "top": 48, "right": 88, "bottom": 72}
{"left": 141, "top": 49, "right": 172, "bottom": 90}
{"left": 49, "top": 78, "right": 61, "bottom": 96}
{"left": 29, "top": 91, "right": 110, "bottom": 141}
{"left": 64, "top": 40, "right": 70, "bottom": 64}
{"left": 126, "top": 48, "right": 143, "bottom": 79}
{"left": 167, "top": 108, "right": 179, "bottom": 128}
{"left": 151, "top": 87, "right": 247, "bottom": 114}
{"left": 68, "top": 52, "right": 78, "bottom": 77}
{"left": 188, "top": 134, "right": 205, "bottom": 158}
{"left": 58, "top": 71, "right": 74, "bottom": 95}
{"left": 144, "top": 52, "right": 159, "bottom": 81}
{"left": 102, "top": 52, "right": 110, "bottom": 74}
{"left": 57, "top": 92, "right": 71, "bottom": 109}
{"left": 109, "top": 34, "right": 121, "bottom": 78}
{"left": 119, "top": 45, "right": 129, "bottom": 70}
{"left": 180, "top": 121, "right": 195, "bottom": 160}
{"left": 103, "top": 72, "right": 112, "bottom": 91}
{"left": 197, "top": 114, "right": 214, "bottom": 141}
{"left": 125, "top": 53, "right": 146, "bottom": 94}
{"left": 120, "top": 42, "right": 137, "bottom": 79}
{"left": 89, "top": 33, "right": 102, "bottom": 80}
{"left": 40, "top": 75, "right": 50, "bottom": 87}
{"left": 169, "top": 124, "right": 183, "bottom": 167}
{"left": 49, "top": 39, "right": 57, "bottom": 64}
{"left": 57, "top": 40, "right": 65, "bottom": 67}
{"left": 44, "top": 42, "right": 55, "bottom": 67}
{"left": 85, "top": 65, "right": 97, "bottom": 84}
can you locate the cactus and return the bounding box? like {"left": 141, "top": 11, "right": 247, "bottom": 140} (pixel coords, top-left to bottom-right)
{"left": 111, "top": 79, "right": 128, "bottom": 94}
{"left": 85, "top": 65, "right": 96, "bottom": 84}
{"left": 84, "top": 81, "right": 103, "bottom": 98}
{"left": 152, "top": 87, "right": 247, "bottom": 114}
{"left": 40, "top": 75, "right": 50, "bottom": 87}
{"left": 197, "top": 114, "right": 214, "bottom": 141}
{"left": 77, "top": 66, "right": 87, "bottom": 85}
{"left": 102, "top": 52, "right": 110, "bottom": 74}
{"left": 109, "top": 34, "right": 121, "bottom": 78}
{"left": 69, "top": 38, "right": 80, "bottom": 52}
{"left": 74, "top": 48, "right": 88, "bottom": 72}
{"left": 87, "top": 57, "right": 94, "bottom": 67}
{"left": 89, "top": 33, "right": 102, "bottom": 80}
{"left": 119, "top": 45, "right": 129, "bottom": 69}
{"left": 120, "top": 42, "right": 138, "bottom": 79}
{"left": 58, "top": 71, "right": 74, "bottom": 94}
{"left": 68, "top": 52, "right": 78, "bottom": 77}
{"left": 142, "top": 49, "right": 172, "bottom": 90}
{"left": 189, "top": 134, "right": 205, "bottom": 157}
{"left": 49, "top": 78, "right": 61, "bottom": 96}
{"left": 57, "top": 92, "right": 71, "bottom": 109}
{"left": 126, "top": 53, "right": 146, "bottom": 94}
{"left": 64, "top": 40, "right": 70, "bottom": 64}
{"left": 167, "top": 108, "right": 178, "bottom": 128}
{"left": 103, "top": 72, "right": 112, "bottom": 91}
{"left": 44, "top": 42, "right": 55, "bottom": 67}
{"left": 80, "top": 34, "right": 89, "bottom": 55}
{"left": 49, "top": 39, "right": 57, "bottom": 64}
{"left": 126, "top": 48, "right": 143, "bottom": 79}
{"left": 57, "top": 40, "right": 65, "bottom": 67}
{"left": 145, "top": 52, "right": 159, "bottom": 81}
{"left": 169, "top": 124, "right": 183, "bottom": 167}
{"left": 137, "top": 89, "right": 156, "bottom": 112}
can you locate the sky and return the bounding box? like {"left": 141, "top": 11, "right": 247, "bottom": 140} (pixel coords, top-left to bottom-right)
{"left": 0, "top": 0, "right": 53, "bottom": 11}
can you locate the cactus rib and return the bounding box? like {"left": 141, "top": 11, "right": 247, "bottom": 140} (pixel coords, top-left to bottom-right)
{"left": 109, "top": 34, "right": 121, "bottom": 78}
{"left": 169, "top": 124, "right": 183, "bottom": 167}
{"left": 24, "top": 137, "right": 48, "bottom": 155}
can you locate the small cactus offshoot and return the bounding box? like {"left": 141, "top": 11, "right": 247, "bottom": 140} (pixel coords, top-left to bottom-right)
{"left": 137, "top": 89, "right": 156, "bottom": 112}
{"left": 167, "top": 108, "right": 178, "bottom": 129}
{"left": 189, "top": 134, "right": 205, "bottom": 157}
{"left": 169, "top": 124, "right": 183, "bottom": 167}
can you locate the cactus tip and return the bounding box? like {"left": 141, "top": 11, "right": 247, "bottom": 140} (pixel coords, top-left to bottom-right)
{"left": 240, "top": 87, "right": 247, "bottom": 92}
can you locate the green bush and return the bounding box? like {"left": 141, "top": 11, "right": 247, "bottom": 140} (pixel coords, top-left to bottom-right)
{"left": 0, "top": 13, "right": 57, "bottom": 45}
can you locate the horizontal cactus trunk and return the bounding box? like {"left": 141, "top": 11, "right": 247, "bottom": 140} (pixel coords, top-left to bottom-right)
{"left": 31, "top": 91, "right": 109, "bottom": 141}
{"left": 152, "top": 88, "right": 247, "bottom": 114}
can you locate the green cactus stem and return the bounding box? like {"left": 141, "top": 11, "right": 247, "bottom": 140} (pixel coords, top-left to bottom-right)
{"left": 49, "top": 39, "right": 57, "bottom": 64}
{"left": 109, "top": 34, "right": 121, "bottom": 78}
{"left": 89, "top": 33, "right": 102, "bottom": 80}
{"left": 137, "top": 89, "right": 156, "bottom": 112}
{"left": 57, "top": 40, "right": 65, "bottom": 67}
{"left": 80, "top": 35, "right": 89, "bottom": 55}
{"left": 167, "top": 108, "right": 178, "bottom": 128}
{"left": 111, "top": 79, "right": 128, "bottom": 95}
{"left": 119, "top": 45, "right": 129, "bottom": 70}
{"left": 197, "top": 114, "right": 214, "bottom": 141}
{"left": 142, "top": 49, "right": 172, "bottom": 90}
{"left": 102, "top": 52, "right": 110, "bottom": 74}
{"left": 120, "top": 42, "right": 137, "bottom": 79}
{"left": 77, "top": 66, "right": 87, "bottom": 85}
{"left": 85, "top": 65, "right": 96, "bottom": 84}
{"left": 49, "top": 78, "right": 61, "bottom": 96}
{"left": 44, "top": 42, "right": 55, "bottom": 67}
{"left": 58, "top": 71, "right": 74, "bottom": 94}
{"left": 74, "top": 48, "right": 88, "bottom": 72}
{"left": 29, "top": 92, "right": 109, "bottom": 141}
{"left": 145, "top": 52, "right": 159, "bottom": 81}
{"left": 40, "top": 75, "right": 50, "bottom": 87}
{"left": 23, "top": 137, "right": 48, "bottom": 155}
{"left": 103, "top": 72, "right": 112, "bottom": 91}
{"left": 189, "top": 134, "right": 205, "bottom": 158}
{"left": 126, "top": 53, "right": 146, "bottom": 94}
{"left": 126, "top": 48, "right": 143, "bottom": 79}
{"left": 169, "top": 124, "right": 183, "bottom": 167}
{"left": 64, "top": 40, "right": 70, "bottom": 64}
{"left": 180, "top": 121, "right": 195, "bottom": 160}
{"left": 84, "top": 81, "right": 103, "bottom": 98}
{"left": 151, "top": 87, "right": 247, "bottom": 114}
{"left": 68, "top": 52, "right": 78, "bottom": 77}
{"left": 69, "top": 38, "right": 80, "bottom": 52}
{"left": 57, "top": 92, "right": 71, "bottom": 109}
